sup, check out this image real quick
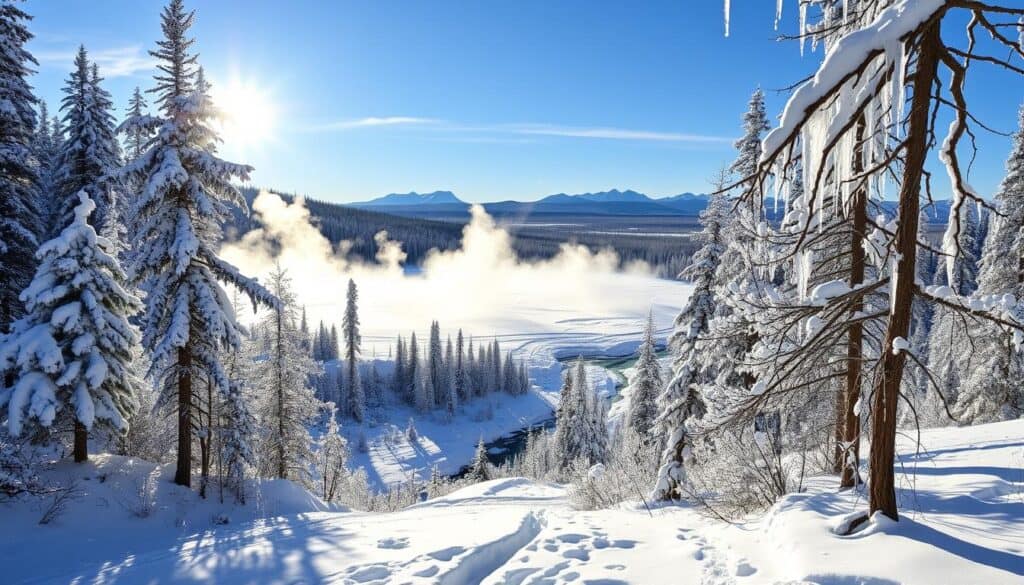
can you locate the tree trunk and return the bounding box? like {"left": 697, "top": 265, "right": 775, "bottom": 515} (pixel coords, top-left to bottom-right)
{"left": 840, "top": 117, "right": 868, "bottom": 488}
{"left": 199, "top": 379, "right": 212, "bottom": 498}
{"left": 73, "top": 421, "right": 89, "bottom": 463}
{"left": 276, "top": 308, "right": 287, "bottom": 480}
{"left": 174, "top": 346, "right": 193, "bottom": 487}
{"left": 868, "top": 21, "right": 940, "bottom": 521}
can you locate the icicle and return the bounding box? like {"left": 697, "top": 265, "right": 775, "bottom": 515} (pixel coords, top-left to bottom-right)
{"left": 724, "top": 0, "right": 731, "bottom": 37}
{"left": 799, "top": 1, "right": 808, "bottom": 56}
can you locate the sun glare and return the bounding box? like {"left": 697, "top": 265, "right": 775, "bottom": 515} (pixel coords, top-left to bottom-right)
{"left": 212, "top": 78, "right": 277, "bottom": 149}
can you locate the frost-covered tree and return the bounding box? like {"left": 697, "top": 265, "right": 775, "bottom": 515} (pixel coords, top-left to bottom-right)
{"left": 730, "top": 0, "right": 1024, "bottom": 521}
{"left": 502, "top": 352, "right": 516, "bottom": 396}
{"left": 428, "top": 321, "right": 443, "bottom": 408}
{"left": 342, "top": 278, "right": 364, "bottom": 422}
{"left": 0, "top": 2, "right": 43, "bottom": 336}
{"left": 315, "top": 401, "right": 348, "bottom": 503}
{"left": 0, "top": 193, "right": 142, "bottom": 462}
{"left": 122, "top": 86, "right": 151, "bottom": 161}
{"left": 52, "top": 47, "right": 122, "bottom": 234}
{"left": 626, "top": 312, "right": 661, "bottom": 439}
{"left": 32, "top": 102, "right": 59, "bottom": 206}
{"left": 468, "top": 436, "right": 490, "bottom": 482}
{"left": 219, "top": 337, "right": 256, "bottom": 503}
{"left": 121, "top": 0, "right": 275, "bottom": 487}
{"left": 254, "top": 266, "right": 320, "bottom": 483}
{"left": 955, "top": 104, "right": 1024, "bottom": 424}
{"left": 454, "top": 329, "right": 467, "bottom": 402}
{"left": 393, "top": 334, "right": 407, "bottom": 400}
{"left": 553, "top": 359, "right": 606, "bottom": 468}
{"left": 443, "top": 335, "right": 457, "bottom": 419}
{"left": 651, "top": 175, "right": 724, "bottom": 500}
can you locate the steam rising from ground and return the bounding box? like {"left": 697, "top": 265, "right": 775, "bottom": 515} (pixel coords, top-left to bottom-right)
{"left": 222, "top": 192, "right": 684, "bottom": 344}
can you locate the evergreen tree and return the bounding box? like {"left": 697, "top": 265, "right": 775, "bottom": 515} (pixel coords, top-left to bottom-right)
{"left": 627, "top": 311, "right": 661, "bottom": 439}
{"left": 428, "top": 321, "right": 443, "bottom": 407}
{"left": 0, "top": 193, "right": 142, "bottom": 462}
{"left": 955, "top": 103, "right": 1024, "bottom": 424}
{"left": 468, "top": 436, "right": 490, "bottom": 482}
{"left": 122, "top": 86, "right": 152, "bottom": 160}
{"left": 121, "top": 0, "right": 275, "bottom": 487}
{"left": 342, "top": 279, "right": 364, "bottom": 422}
{"left": 393, "top": 334, "right": 406, "bottom": 400}
{"left": 253, "top": 266, "right": 320, "bottom": 483}
{"left": 651, "top": 182, "right": 724, "bottom": 500}
{"left": 443, "top": 335, "right": 456, "bottom": 419}
{"left": 315, "top": 401, "right": 348, "bottom": 503}
{"left": 32, "top": 101, "right": 58, "bottom": 206}
{"left": 53, "top": 46, "right": 122, "bottom": 234}
{"left": 502, "top": 352, "right": 516, "bottom": 395}
{"left": 0, "top": 2, "right": 43, "bottom": 336}
{"left": 491, "top": 340, "right": 502, "bottom": 393}
{"left": 455, "top": 329, "right": 467, "bottom": 402}
{"left": 329, "top": 324, "right": 339, "bottom": 360}
{"left": 219, "top": 330, "right": 256, "bottom": 504}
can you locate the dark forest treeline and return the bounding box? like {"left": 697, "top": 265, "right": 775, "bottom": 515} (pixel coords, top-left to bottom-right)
{"left": 233, "top": 188, "right": 698, "bottom": 277}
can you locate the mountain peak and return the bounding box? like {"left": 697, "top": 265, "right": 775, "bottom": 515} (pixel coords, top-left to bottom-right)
{"left": 355, "top": 191, "right": 465, "bottom": 206}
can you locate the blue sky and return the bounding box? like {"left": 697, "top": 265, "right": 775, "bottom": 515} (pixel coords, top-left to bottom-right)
{"left": 24, "top": 0, "right": 1024, "bottom": 203}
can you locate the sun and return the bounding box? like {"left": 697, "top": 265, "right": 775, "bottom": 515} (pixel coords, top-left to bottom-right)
{"left": 211, "top": 77, "right": 277, "bottom": 148}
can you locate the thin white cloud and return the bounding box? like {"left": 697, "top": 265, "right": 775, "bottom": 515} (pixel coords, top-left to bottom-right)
{"left": 315, "top": 116, "right": 441, "bottom": 131}
{"left": 316, "top": 116, "right": 731, "bottom": 144}
{"left": 504, "top": 123, "right": 733, "bottom": 143}
{"left": 36, "top": 45, "right": 155, "bottom": 78}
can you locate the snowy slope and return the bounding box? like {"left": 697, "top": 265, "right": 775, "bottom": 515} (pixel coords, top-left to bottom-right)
{"left": 2, "top": 419, "right": 1021, "bottom": 584}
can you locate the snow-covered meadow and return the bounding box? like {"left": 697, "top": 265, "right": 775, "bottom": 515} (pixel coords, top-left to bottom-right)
{"left": 3, "top": 418, "right": 1021, "bottom": 584}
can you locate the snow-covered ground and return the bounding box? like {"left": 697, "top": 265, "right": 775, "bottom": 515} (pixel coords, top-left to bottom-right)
{"left": 344, "top": 274, "right": 691, "bottom": 487}
{"left": 3, "top": 419, "right": 1022, "bottom": 584}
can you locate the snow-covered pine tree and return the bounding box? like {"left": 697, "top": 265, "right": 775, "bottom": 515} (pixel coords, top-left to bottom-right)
{"left": 955, "top": 103, "right": 1024, "bottom": 424}
{"left": 552, "top": 364, "right": 575, "bottom": 465}
{"left": 651, "top": 175, "right": 725, "bottom": 500}
{"left": 315, "top": 401, "right": 348, "bottom": 503}
{"left": 476, "top": 342, "right": 487, "bottom": 396}
{"left": 443, "top": 335, "right": 456, "bottom": 419}
{"left": 393, "top": 334, "right": 406, "bottom": 401}
{"left": 428, "top": 321, "right": 443, "bottom": 408}
{"left": 468, "top": 436, "right": 490, "bottom": 482}
{"left": 32, "top": 102, "right": 59, "bottom": 209}
{"left": 455, "top": 329, "right": 467, "bottom": 402}
{"left": 626, "top": 311, "right": 661, "bottom": 439}
{"left": 408, "top": 332, "right": 420, "bottom": 404}
{"left": 122, "top": 87, "right": 152, "bottom": 161}
{"left": 219, "top": 332, "right": 256, "bottom": 504}
{"left": 502, "top": 352, "right": 517, "bottom": 395}
{"left": 0, "top": 2, "right": 43, "bottom": 337}
{"left": 298, "top": 305, "right": 310, "bottom": 351}
{"left": 342, "top": 278, "right": 364, "bottom": 422}
{"left": 406, "top": 416, "right": 418, "bottom": 442}
{"left": 0, "top": 192, "right": 142, "bottom": 462}
{"left": 52, "top": 47, "right": 122, "bottom": 235}
{"left": 253, "top": 266, "right": 320, "bottom": 483}
{"left": 121, "top": 0, "right": 276, "bottom": 487}
{"left": 329, "top": 324, "right": 339, "bottom": 360}
{"left": 490, "top": 340, "right": 502, "bottom": 393}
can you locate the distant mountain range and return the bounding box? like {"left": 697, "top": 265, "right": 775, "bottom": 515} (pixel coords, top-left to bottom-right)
{"left": 348, "top": 188, "right": 955, "bottom": 223}
{"left": 351, "top": 188, "right": 712, "bottom": 217}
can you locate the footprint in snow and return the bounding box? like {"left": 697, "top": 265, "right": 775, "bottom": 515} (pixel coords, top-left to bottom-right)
{"left": 735, "top": 561, "right": 758, "bottom": 577}
{"left": 427, "top": 546, "right": 465, "bottom": 561}
{"left": 556, "top": 533, "right": 588, "bottom": 544}
{"left": 345, "top": 564, "right": 391, "bottom": 583}
{"left": 375, "top": 537, "right": 409, "bottom": 549}
{"left": 413, "top": 565, "right": 439, "bottom": 577}
{"left": 562, "top": 548, "right": 590, "bottom": 561}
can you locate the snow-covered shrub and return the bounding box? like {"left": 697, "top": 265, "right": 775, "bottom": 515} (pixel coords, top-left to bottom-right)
{"left": 569, "top": 428, "right": 659, "bottom": 510}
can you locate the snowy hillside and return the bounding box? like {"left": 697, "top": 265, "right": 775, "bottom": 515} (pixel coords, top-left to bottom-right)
{"left": 2, "top": 419, "right": 1021, "bottom": 584}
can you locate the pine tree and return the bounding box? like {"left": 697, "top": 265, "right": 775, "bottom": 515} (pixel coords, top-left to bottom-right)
{"left": 122, "top": 86, "right": 152, "bottom": 160}
{"left": 53, "top": 47, "right": 122, "bottom": 234}
{"left": 393, "top": 334, "right": 406, "bottom": 401}
{"left": 315, "top": 402, "right": 348, "bottom": 503}
{"left": 329, "top": 324, "right": 339, "bottom": 360}
{"left": 0, "top": 193, "right": 142, "bottom": 462}
{"left": 408, "top": 332, "right": 419, "bottom": 403}
{"left": 627, "top": 311, "right": 661, "bottom": 439}
{"left": 455, "top": 329, "right": 467, "bottom": 402}
{"left": 122, "top": 0, "right": 275, "bottom": 487}
{"left": 955, "top": 103, "right": 1024, "bottom": 424}
{"left": 651, "top": 178, "right": 724, "bottom": 500}
{"left": 254, "top": 266, "right": 320, "bottom": 483}
{"left": 443, "top": 335, "right": 456, "bottom": 419}
{"left": 502, "top": 352, "right": 516, "bottom": 395}
{"left": 342, "top": 279, "right": 364, "bottom": 422}
{"left": 491, "top": 340, "right": 502, "bottom": 393}
{"left": 32, "top": 101, "right": 58, "bottom": 206}
{"left": 0, "top": 2, "right": 43, "bottom": 337}
{"left": 468, "top": 436, "right": 490, "bottom": 482}
{"left": 219, "top": 333, "right": 256, "bottom": 504}
{"left": 428, "top": 321, "right": 443, "bottom": 408}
